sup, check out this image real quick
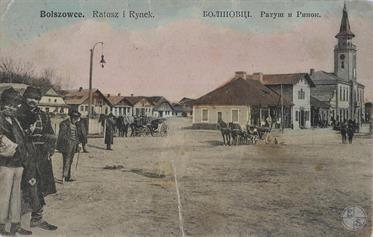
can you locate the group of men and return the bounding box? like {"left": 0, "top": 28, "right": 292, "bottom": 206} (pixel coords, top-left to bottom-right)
{"left": 0, "top": 86, "right": 86, "bottom": 236}
{"left": 340, "top": 119, "right": 356, "bottom": 144}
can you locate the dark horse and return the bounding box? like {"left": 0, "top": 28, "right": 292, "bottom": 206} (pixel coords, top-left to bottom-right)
{"left": 228, "top": 123, "right": 249, "bottom": 145}
{"left": 217, "top": 119, "right": 231, "bottom": 145}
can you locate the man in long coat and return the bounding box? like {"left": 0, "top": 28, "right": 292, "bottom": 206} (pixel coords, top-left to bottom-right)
{"left": 0, "top": 88, "right": 33, "bottom": 235}
{"left": 105, "top": 113, "right": 116, "bottom": 150}
{"left": 57, "top": 110, "right": 81, "bottom": 182}
{"left": 17, "top": 86, "right": 58, "bottom": 231}
{"left": 77, "top": 118, "right": 88, "bottom": 153}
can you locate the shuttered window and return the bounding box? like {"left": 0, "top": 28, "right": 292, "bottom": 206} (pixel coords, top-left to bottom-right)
{"left": 202, "top": 109, "right": 208, "bottom": 122}
{"left": 232, "top": 109, "right": 239, "bottom": 123}
{"left": 217, "top": 112, "right": 222, "bottom": 121}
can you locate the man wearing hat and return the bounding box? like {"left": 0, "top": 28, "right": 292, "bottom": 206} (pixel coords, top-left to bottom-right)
{"left": 57, "top": 110, "right": 81, "bottom": 183}
{"left": 105, "top": 113, "right": 116, "bottom": 150}
{"left": 0, "top": 88, "right": 33, "bottom": 235}
{"left": 17, "top": 86, "right": 58, "bottom": 231}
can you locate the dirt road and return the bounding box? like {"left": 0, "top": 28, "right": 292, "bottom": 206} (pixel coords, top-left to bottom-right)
{"left": 30, "top": 117, "right": 372, "bottom": 237}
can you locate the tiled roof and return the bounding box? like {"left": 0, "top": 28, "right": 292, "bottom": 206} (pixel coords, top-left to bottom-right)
{"left": 64, "top": 88, "right": 112, "bottom": 106}
{"left": 0, "top": 83, "right": 28, "bottom": 95}
{"left": 311, "top": 96, "right": 330, "bottom": 108}
{"left": 178, "top": 97, "right": 195, "bottom": 106}
{"left": 259, "top": 73, "right": 315, "bottom": 87}
{"left": 123, "top": 96, "right": 149, "bottom": 105}
{"left": 311, "top": 84, "right": 336, "bottom": 103}
{"left": 194, "top": 78, "right": 290, "bottom": 106}
{"left": 310, "top": 71, "right": 339, "bottom": 85}
{"left": 105, "top": 95, "right": 132, "bottom": 106}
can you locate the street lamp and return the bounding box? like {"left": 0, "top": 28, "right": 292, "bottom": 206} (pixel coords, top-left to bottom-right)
{"left": 87, "top": 41, "right": 106, "bottom": 132}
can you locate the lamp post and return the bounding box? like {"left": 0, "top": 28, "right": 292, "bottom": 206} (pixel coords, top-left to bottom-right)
{"left": 87, "top": 41, "right": 106, "bottom": 132}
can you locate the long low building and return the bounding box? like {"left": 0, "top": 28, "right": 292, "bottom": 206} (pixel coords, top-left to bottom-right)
{"left": 193, "top": 72, "right": 290, "bottom": 128}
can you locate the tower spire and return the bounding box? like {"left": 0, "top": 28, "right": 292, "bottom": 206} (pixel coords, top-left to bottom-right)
{"left": 335, "top": 2, "right": 355, "bottom": 39}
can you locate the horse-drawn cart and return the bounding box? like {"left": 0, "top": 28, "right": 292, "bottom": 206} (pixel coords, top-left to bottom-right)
{"left": 130, "top": 117, "right": 168, "bottom": 137}
{"left": 147, "top": 118, "right": 168, "bottom": 137}
{"left": 217, "top": 119, "right": 272, "bottom": 145}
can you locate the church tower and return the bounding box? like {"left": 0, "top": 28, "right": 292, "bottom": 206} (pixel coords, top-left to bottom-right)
{"left": 334, "top": 3, "right": 356, "bottom": 82}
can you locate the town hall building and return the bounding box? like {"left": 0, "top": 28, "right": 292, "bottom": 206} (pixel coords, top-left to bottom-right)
{"left": 310, "top": 3, "right": 365, "bottom": 126}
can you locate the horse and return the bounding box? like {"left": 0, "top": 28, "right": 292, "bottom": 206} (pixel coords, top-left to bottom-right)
{"left": 228, "top": 122, "right": 247, "bottom": 145}
{"left": 217, "top": 119, "right": 231, "bottom": 146}
{"left": 129, "top": 116, "right": 144, "bottom": 136}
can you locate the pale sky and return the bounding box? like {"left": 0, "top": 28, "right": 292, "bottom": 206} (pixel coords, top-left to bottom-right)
{"left": 0, "top": 0, "right": 372, "bottom": 102}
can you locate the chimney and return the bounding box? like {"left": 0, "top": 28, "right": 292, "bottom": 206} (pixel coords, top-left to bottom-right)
{"left": 235, "top": 71, "right": 247, "bottom": 79}
{"left": 79, "top": 87, "right": 83, "bottom": 92}
{"left": 118, "top": 93, "right": 121, "bottom": 96}
{"left": 131, "top": 93, "right": 134, "bottom": 97}
{"left": 253, "top": 72, "right": 264, "bottom": 83}
{"left": 107, "top": 93, "right": 110, "bottom": 98}
{"left": 310, "top": 68, "right": 315, "bottom": 76}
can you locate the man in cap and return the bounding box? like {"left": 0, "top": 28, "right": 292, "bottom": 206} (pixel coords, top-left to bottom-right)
{"left": 104, "top": 113, "right": 116, "bottom": 150}
{"left": 57, "top": 110, "right": 81, "bottom": 183}
{"left": 0, "top": 88, "right": 33, "bottom": 235}
{"left": 17, "top": 86, "right": 58, "bottom": 231}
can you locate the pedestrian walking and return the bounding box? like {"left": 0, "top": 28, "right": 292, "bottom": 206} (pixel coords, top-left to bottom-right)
{"left": 17, "top": 86, "right": 58, "bottom": 231}
{"left": 0, "top": 88, "right": 32, "bottom": 235}
{"left": 57, "top": 110, "right": 81, "bottom": 182}
{"left": 105, "top": 113, "right": 116, "bottom": 150}
{"left": 266, "top": 115, "right": 272, "bottom": 128}
{"left": 77, "top": 118, "right": 89, "bottom": 153}
{"left": 340, "top": 120, "right": 347, "bottom": 144}
{"left": 347, "top": 119, "right": 355, "bottom": 144}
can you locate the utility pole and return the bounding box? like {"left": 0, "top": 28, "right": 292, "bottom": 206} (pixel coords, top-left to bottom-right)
{"left": 87, "top": 41, "right": 105, "bottom": 133}
{"left": 88, "top": 48, "right": 94, "bottom": 120}
{"left": 281, "top": 84, "right": 284, "bottom": 133}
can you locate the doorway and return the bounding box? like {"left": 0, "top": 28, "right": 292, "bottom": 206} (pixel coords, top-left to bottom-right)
{"left": 300, "top": 110, "right": 305, "bottom": 128}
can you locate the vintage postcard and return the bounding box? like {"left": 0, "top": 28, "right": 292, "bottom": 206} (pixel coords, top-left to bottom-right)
{"left": 0, "top": 0, "right": 372, "bottom": 236}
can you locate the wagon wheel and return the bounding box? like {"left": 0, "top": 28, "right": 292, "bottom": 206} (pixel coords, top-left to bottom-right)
{"left": 160, "top": 123, "right": 168, "bottom": 137}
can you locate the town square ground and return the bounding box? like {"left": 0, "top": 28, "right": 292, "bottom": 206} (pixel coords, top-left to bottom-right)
{"left": 28, "top": 118, "right": 372, "bottom": 237}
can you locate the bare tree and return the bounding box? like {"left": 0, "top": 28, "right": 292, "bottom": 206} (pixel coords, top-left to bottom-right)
{"left": 0, "top": 57, "right": 35, "bottom": 83}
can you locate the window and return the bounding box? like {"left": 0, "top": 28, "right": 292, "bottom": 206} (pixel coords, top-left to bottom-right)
{"left": 54, "top": 99, "right": 57, "bottom": 103}
{"left": 48, "top": 98, "right": 51, "bottom": 102}
{"left": 80, "top": 105, "right": 84, "bottom": 111}
{"left": 298, "top": 89, "right": 305, "bottom": 100}
{"left": 296, "top": 111, "right": 299, "bottom": 121}
{"left": 217, "top": 112, "right": 222, "bottom": 121}
{"left": 341, "top": 61, "right": 344, "bottom": 69}
{"left": 232, "top": 109, "right": 239, "bottom": 123}
{"left": 359, "top": 90, "right": 362, "bottom": 102}
{"left": 346, "top": 89, "right": 349, "bottom": 101}
{"left": 343, "top": 88, "right": 346, "bottom": 101}
{"left": 340, "top": 87, "right": 342, "bottom": 101}
{"left": 305, "top": 111, "right": 309, "bottom": 121}
{"left": 202, "top": 109, "right": 208, "bottom": 122}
